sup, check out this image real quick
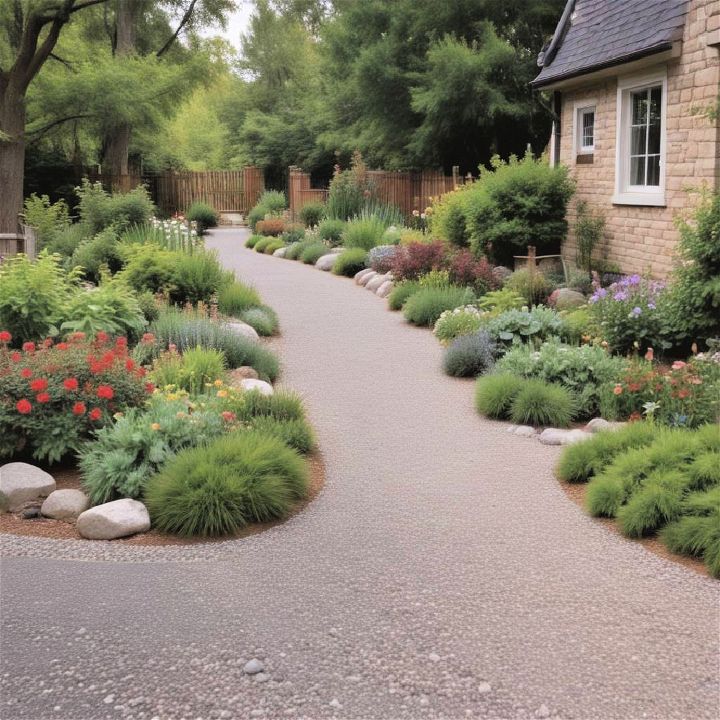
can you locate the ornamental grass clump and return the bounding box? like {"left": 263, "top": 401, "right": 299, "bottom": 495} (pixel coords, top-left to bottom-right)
{"left": 263, "top": 239, "right": 285, "bottom": 255}
{"left": 333, "top": 248, "right": 368, "bottom": 277}
{"left": 433, "top": 305, "right": 484, "bottom": 345}
{"left": 318, "top": 218, "right": 345, "bottom": 246}
{"left": 228, "top": 389, "right": 306, "bottom": 423}
{"left": 474, "top": 373, "right": 526, "bottom": 419}
{"left": 388, "top": 281, "right": 421, "bottom": 311}
{"left": 145, "top": 431, "right": 308, "bottom": 537}
{"left": 342, "top": 216, "right": 387, "bottom": 250}
{"left": 245, "top": 235, "right": 262, "bottom": 248}
{"left": 240, "top": 306, "right": 279, "bottom": 336}
{"left": 249, "top": 416, "right": 315, "bottom": 454}
{"left": 253, "top": 237, "right": 273, "bottom": 253}
{"left": 150, "top": 346, "right": 226, "bottom": 395}
{"left": 443, "top": 331, "right": 495, "bottom": 378}
{"left": 300, "top": 243, "right": 330, "bottom": 264}
{"left": 403, "top": 286, "right": 475, "bottom": 327}
{"left": 661, "top": 498, "right": 720, "bottom": 577}
{"left": 509, "top": 378, "right": 575, "bottom": 427}
{"left": 218, "top": 281, "right": 262, "bottom": 316}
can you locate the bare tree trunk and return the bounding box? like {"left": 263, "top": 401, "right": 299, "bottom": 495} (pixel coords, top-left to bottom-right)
{"left": 101, "top": 0, "right": 138, "bottom": 176}
{"left": 0, "top": 80, "right": 27, "bottom": 234}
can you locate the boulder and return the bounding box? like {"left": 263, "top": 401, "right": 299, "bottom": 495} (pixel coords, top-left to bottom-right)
{"left": 492, "top": 266, "right": 513, "bottom": 284}
{"left": 376, "top": 280, "right": 394, "bottom": 298}
{"left": 554, "top": 288, "right": 586, "bottom": 311}
{"left": 358, "top": 271, "right": 378, "bottom": 287}
{"left": 562, "top": 429, "right": 592, "bottom": 445}
{"left": 76, "top": 499, "right": 150, "bottom": 540}
{"left": 231, "top": 366, "right": 260, "bottom": 381}
{"left": 41, "top": 489, "right": 90, "bottom": 521}
{"left": 0, "top": 463, "right": 56, "bottom": 512}
{"left": 366, "top": 274, "right": 389, "bottom": 292}
{"left": 315, "top": 254, "right": 339, "bottom": 272}
{"left": 354, "top": 269, "right": 374, "bottom": 284}
{"left": 513, "top": 425, "right": 537, "bottom": 438}
{"left": 272, "top": 246, "right": 287, "bottom": 258}
{"left": 240, "top": 379, "right": 274, "bottom": 396}
{"left": 539, "top": 428, "right": 591, "bottom": 446}
{"left": 226, "top": 321, "right": 259, "bottom": 343}
{"left": 585, "top": 417, "right": 625, "bottom": 433}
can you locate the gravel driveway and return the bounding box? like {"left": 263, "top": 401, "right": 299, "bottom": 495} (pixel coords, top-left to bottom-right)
{"left": 1, "top": 228, "right": 718, "bottom": 720}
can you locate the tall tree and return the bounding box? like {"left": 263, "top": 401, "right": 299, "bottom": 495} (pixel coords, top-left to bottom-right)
{"left": 0, "top": 0, "right": 108, "bottom": 233}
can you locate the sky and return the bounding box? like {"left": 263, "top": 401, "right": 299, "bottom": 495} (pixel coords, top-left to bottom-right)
{"left": 209, "top": 2, "right": 253, "bottom": 51}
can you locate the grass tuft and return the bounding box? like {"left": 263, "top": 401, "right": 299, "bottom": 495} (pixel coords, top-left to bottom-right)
{"left": 333, "top": 248, "right": 368, "bottom": 277}
{"left": 403, "top": 286, "right": 475, "bottom": 327}
{"left": 509, "top": 379, "right": 574, "bottom": 427}
{"left": 388, "top": 281, "right": 421, "bottom": 311}
{"left": 474, "top": 374, "right": 525, "bottom": 419}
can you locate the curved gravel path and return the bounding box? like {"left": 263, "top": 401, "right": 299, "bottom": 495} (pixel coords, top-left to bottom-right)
{"left": 1, "top": 228, "right": 718, "bottom": 720}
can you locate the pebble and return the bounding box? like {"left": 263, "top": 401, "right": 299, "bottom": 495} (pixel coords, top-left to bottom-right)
{"left": 536, "top": 704, "right": 551, "bottom": 718}
{"left": 428, "top": 653, "right": 441, "bottom": 663}
{"left": 477, "top": 682, "right": 492, "bottom": 694}
{"left": 243, "top": 659, "right": 265, "bottom": 675}
{"left": 254, "top": 673, "right": 270, "bottom": 683}
{"left": 329, "top": 698, "right": 342, "bottom": 709}
{"left": 21, "top": 507, "right": 40, "bottom": 519}
{"left": 103, "top": 695, "right": 115, "bottom": 704}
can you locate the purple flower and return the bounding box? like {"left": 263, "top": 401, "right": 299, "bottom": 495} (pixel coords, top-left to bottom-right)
{"left": 632, "top": 306, "right": 642, "bottom": 316}
{"left": 647, "top": 302, "right": 656, "bottom": 310}
{"left": 613, "top": 291, "right": 628, "bottom": 301}
{"left": 628, "top": 274, "right": 641, "bottom": 286}
{"left": 597, "top": 288, "right": 607, "bottom": 298}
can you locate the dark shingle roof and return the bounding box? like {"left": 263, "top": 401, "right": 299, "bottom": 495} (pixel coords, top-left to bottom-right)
{"left": 532, "top": 0, "right": 689, "bottom": 87}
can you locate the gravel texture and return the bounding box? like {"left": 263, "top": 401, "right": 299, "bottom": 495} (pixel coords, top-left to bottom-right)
{"left": 1, "top": 228, "right": 718, "bottom": 720}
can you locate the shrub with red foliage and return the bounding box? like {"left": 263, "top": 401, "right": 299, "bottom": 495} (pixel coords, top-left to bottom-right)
{"left": 0, "top": 332, "right": 151, "bottom": 463}
{"left": 391, "top": 241, "right": 448, "bottom": 281}
{"left": 448, "top": 250, "right": 499, "bottom": 294}
{"left": 255, "top": 218, "right": 286, "bottom": 237}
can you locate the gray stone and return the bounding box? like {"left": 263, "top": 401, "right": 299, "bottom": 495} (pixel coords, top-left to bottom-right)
{"left": 22, "top": 507, "right": 40, "bottom": 519}
{"left": 354, "top": 269, "right": 374, "bottom": 284}
{"left": 492, "top": 266, "right": 513, "bottom": 284}
{"left": 585, "top": 417, "right": 625, "bottom": 433}
{"left": 562, "top": 429, "right": 592, "bottom": 445}
{"left": 375, "top": 280, "right": 394, "bottom": 298}
{"left": 505, "top": 424, "right": 518, "bottom": 434}
{"left": 477, "top": 682, "right": 492, "bottom": 694}
{"left": 358, "top": 271, "right": 378, "bottom": 287}
{"left": 234, "top": 366, "right": 259, "bottom": 380}
{"left": 76, "top": 499, "right": 150, "bottom": 540}
{"left": 254, "top": 673, "right": 270, "bottom": 683}
{"left": 428, "top": 653, "right": 441, "bottom": 663}
{"left": 0, "top": 463, "right": 56, "bottom": 512}
{"left": 240, "top": 379, "right": 274, "bottom": 396}
{"left": 538, "top": 428, "right": 568, "bottom": 446}
{"left": 315, "top": 254, "right": 339, "bottom": 272}
{"left": 366, "top": 274, "right": 389, "bottom": 292}
{"left": 227, "top": 321, "right": 259, "bottom": 343}
{"left": 244, "top": 659, "right": 264, "bottom": 675}
{"left": 536, "top": 704, "right": 551, "bottom": 719}
{"left": 555, "top": 288, "right": 586, "bottom": 310}
{"left": 41, "top": 489, "right": 89, "bottom": 521}
{"left": 273, "top": 247, "right": 287, "bottom": 258}
{"left": 513, "top": 425, "right": 537, "bottom": 437}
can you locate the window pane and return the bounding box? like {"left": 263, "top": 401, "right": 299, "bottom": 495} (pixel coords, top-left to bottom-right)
{"left": 631, "top": 125, "right": 646, "bottom": 155}
{"left": 582, "top": 111, "right": 594, "bottom": 146}
{"left": 648, "top": 86, "right": 662, "bottom": 154}
{"left": 631, "top": 156, "right": 646, "bottom": 186}
{"left": 647, "top": 155, "right": 660, "bottom": 186}
{"left": 631, "top": 90, "right": 647, "bottom": 125}
{"left": 650, "top": 86, "right": 662, "bottom": 124}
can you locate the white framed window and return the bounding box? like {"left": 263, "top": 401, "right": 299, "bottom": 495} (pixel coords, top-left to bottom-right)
{"left": 572, "top": 101, "right": 596, "bottom": 158}
{"left": 613, "top": 69, "right": 667, "bottom": 206}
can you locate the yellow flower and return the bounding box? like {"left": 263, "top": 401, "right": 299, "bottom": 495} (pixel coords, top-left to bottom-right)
{"left": 150, "top": 423, "right": 161, "bottom": 431}
{"left": 214, "top": 379, "right": 224, "bottom": 387}
{"left": 216, "top": 389, "right": 228, "bottom": 398}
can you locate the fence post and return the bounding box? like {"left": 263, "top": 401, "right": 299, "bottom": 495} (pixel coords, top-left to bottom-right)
{"left": 452, "top": 166, "right": 460, "bottom": 189}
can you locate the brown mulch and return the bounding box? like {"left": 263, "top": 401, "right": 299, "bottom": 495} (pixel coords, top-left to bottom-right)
{"left": 0, "top": 453, "right": 325, "bottom": 546}
{"left": 560, "top": 481, "right": 709, "bottom": 578}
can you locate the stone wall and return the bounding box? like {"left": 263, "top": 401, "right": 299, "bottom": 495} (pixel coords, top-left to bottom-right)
{"left": 559, "top": 0, "right": 719, "bottom": 278}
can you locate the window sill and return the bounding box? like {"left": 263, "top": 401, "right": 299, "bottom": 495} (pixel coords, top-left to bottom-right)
{"left": 612, "top": 192, "right": 666, "bottom": 207}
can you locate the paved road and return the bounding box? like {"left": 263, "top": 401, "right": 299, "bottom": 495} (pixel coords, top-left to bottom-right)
{"left": 1, "top": 228, "right": 718, "bottom": 720}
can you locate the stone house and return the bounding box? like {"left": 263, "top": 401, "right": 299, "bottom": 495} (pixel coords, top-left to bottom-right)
{"left": 532, "top": 0, "right": 720, "bottom": 277}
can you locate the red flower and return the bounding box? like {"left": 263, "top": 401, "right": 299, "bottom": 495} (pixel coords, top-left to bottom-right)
{"left": 16, "top": 399, "right": 32, "bottom": 414}
{"left": 141, "top": 333, "right": 155, "bottom": 344}
{"left": 56, "top": 342, "right": 69, "bottom": 351}
{"left": 22, "top": 341, "right": 36, "bottom": 353}
{"left": 72, "top": 401, "right": 86, "bottom": 416}
{"left": 20, "top": 368, "right": 32, "bottom": 379}
{"left": 10, "top": 352, "right": 21, "bottom": 363}
{"left": 42, "top": 338, "right": 53, "bottom": 348}
{"left": 221, "top": 411, "right": 237, "bottom": 422}
{"left": 89, "top": 362, "right": 103, "bottom": 375}
{"left": 115, "top": 337, "right": 128, "bottom": 348}
{"left": 125, "top": 358, "right": 135, "bottom": 371}
{"left": 63, "top": 378, "right": 79, "bottom": 391}
{"left": 613, "top": 384, "right": 623, "bottom": 396}
{"left": 145, "top": 382, "right": 155, "bottom": 394}
{"left": 36, "top": 392, "right": 51, "bottom": 404}
{"left": 101, "top": 351, "right": 115, "bottom": 365}
{"left": 95, "top": 331, "right": 109, "bottom": 344}
{"left": 29, "top": 378, "right": 48, "bottom": 392}
{"left": 69, "top": 331, "right": 85, "bottom": 342}
{"left": 96, "top": 385, "right": 114, "bottom": 400}
{"left": 628, "top": 411, "right": 642, "bottom": 422}
{"left": 88, "top": 407, "right": 102, "bottom": 421}
{"left": 0, "top": 331, "right": 11, "bottom": 343}
{"left": 677, "top": 388, "right": 690, "bottom": 399}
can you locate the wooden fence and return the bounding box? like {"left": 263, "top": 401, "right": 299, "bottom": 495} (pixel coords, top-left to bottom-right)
{"left": 288, "top": 166, "right": 470, "bottom": 221}
{"left": 90, "top": 167, "right": 265, "bottom": 216}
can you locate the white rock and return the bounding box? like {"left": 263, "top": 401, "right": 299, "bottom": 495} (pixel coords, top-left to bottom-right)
{"left": 273, "top": 247, "right": 287, "bottom": 258}
{"left": 226, "top": 321, "right": 259, "bottom": 343}
{"left": 315, "top": 254, "right": 338, "bottom": 272}
{"left": 41, "top": 489, "right": 89, "bottom": 521}
{"left": 0, "top": 463, "right": 56, "bottom": 512}
{"left": 513, "top": 425, "right": 537, "bottom": 437}
{"left": 358, "top": 271, "right": 378, "bottom": 287}
{"left": 477, "top": 682, "right": 492, "bottom": 694}
{"left": 538, "top": 428, "right": 568, "bottom": 446}
{"left": 366, "top": 274, "right": 389, "bottom": 292}
{"left": 76, "top": 499, "right": 150, "bottom": 540}
{"left": 561, "top": 429, "right": 592, "bottom": 445}
{"left": 354, "top": 269, "right": 374, "bottom": 284}
{"left": 505, "top": 424, "right": 518, "bottom": 434}
{"left": 585, "top": 417, "right": 625, "bottom": 433}
{"left": 243, "top": 659, "right": 264, "bottom": 675}
{"left": 536, "top": 704, "right": 551, "bottom": 719}
{"left": 329, "top": 247, "right": 344, "bottom": 254}
{"left": 375, "top": 280, "right": 394, "bottom": 298}
{"left": 240, "top": 379, "right": 274, "bottom": 396}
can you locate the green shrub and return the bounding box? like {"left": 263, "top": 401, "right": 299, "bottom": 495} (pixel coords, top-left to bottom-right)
{"left": 245, "top": 234, "right": 262, "bottom": 248}
{"left": 430, "top": 187, "right": 471, "bottom": 247}
{"left": 218, "top": 281, "right": 262, "bottom": 316}
{"left": 228, "top": 389, "right": 306, "bottom": 423}
{"left": 171, "top": 251, "right": 224, "bottom": 304}
{"left": 0, "top": 253, "right": 78, "bottom": 344}
{"left": 661, "top": 509, "right": 720, "bottom": 577}
{"left": 616, "top": 470, "right": 686, "bottom": 537}
{"left": 60, "top": 280, "right": 147, "bottom": 341}
{"left": 257, "top": 190, "right": 287, "bottom": 214}
{"left": 433, "top": 305, "right": 484, "bottom": 344}
{"left": 70, "top": 226, "right": 125, "bottom": 282}
{"left": 486, "top": 306, "right": 568, "bottom": 351}
{"left": 465, "top": 153, "right": 574, "bottom": 265}
{"left": 300, "top": 243, "right": 330, "bottom": 264}
{"left": 240, "top": 306, "right": 279, "bottom": 336}
{"left": 143, "top": 310, "right": 279, "bottom": 380}
{"left": 263, "top": 239, "right": 285, "bottom": 255}
{"left": 474, "top": 373, "right": 526, "bottom": 419}
{"left": 509, "top": 378, "right": 574, "bottom": 427}
{"left": 299, "top": 202, "right": 326, "bottom": 227}
{"left": 388, "top": 281, "right": 421, "bottom": 311}
{"left": 381, "top": 226, "right": 402, "bottom": 245}
{"left": 119, "top": 245, "right": 177, "bottom": 295}
{"left": 137, "top": 291, "right": 160, "bottom": 323}
{"left": 443, "top": 331, "right": 495, "bottom": 378}
{"left": 342, "top": 216, "right": 386, "bottom": 250}
{"left": 561, "top": 307, "right": 592, "bottom": 344}
{"left": 403, "top": 286, "right": 475, "bottom": 327}
{"left": 76, "top": 180, "right": 154, "bottom": 235}
{"left": 281, "top": 225, "right": 305, "bottom": 244}
{"left": 284, "top": 240, "right": 312, "bottom": 260}
{"left": 79, "top": 394, "right": 227, "bottom": 505}
{"left": 495, "top": 340, "right": 625, "bottom": 419}
{"left": 23, "top": 194, "right": 71, "bottom": 250}
{"left": 505, "top": 269, "right": 553, "bottom": 306}
{"left": 318, "top": 218, "right": 345, "bottom": 246}
{"left": 477, "top": 288, "right": 526, "bottom": 314}
{"left": 151, "top": 346, "right": 226, "bottom": 394}
{"left": 254, "top": 237, "right": 273, "bottom": 253}
{"left": 187, "top": 202, "right": 219, "bottom": 234}
{"left": 145, "top": 431, "right": 308, "bottom": 536}
{"left": 556, "top": 422, "right": 658, "bottom": 483}
{"left": 333, "top": 248, "right": 368, "bottom": 277}
{"left": 249, "top": 416, "right": 315, "bottom": 454}
{"left": 45, "top": 224, "right": 86, "bottom": 258}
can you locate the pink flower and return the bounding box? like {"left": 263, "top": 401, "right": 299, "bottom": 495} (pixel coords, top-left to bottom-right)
{"left": 671, "top": 361, "right": 687, "bottom": 370}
